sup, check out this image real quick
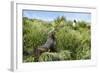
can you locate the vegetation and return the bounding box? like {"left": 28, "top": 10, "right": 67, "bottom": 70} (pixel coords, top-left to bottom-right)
{"left": 23, "top": 16, "right": 91, "bottom": 62}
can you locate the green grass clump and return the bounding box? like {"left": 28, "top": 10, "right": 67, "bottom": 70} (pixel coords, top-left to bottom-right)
{"left": 39, "top": 50, "right": 71, "bottom": 62}
{"left": 23, "top": 16, "right": 91, "bottom": 62}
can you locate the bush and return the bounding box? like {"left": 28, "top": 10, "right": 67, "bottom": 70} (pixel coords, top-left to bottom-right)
{"left": 39, "top": 50, "right": 71, "bottom": 62}
{"left": 23, "top": 17, "right": 91, "bottom": 62}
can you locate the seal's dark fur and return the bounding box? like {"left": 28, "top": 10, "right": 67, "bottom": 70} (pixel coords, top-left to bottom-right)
{"left": 34, "top": 31, "right": 57, "bottom": 62}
